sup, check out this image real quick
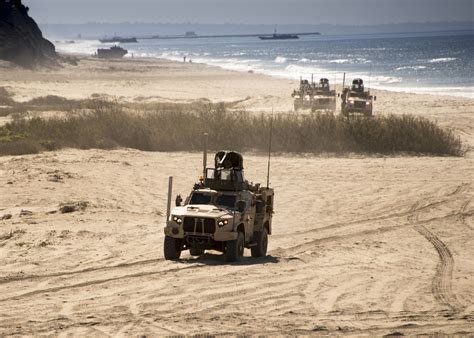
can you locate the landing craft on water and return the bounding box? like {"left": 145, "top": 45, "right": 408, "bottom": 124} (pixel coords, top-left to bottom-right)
{"left": 99, "top": 37, "right": 138, "bottom": 43}
{"left": 96, "top": 45, "right": 128, "bottom": 59}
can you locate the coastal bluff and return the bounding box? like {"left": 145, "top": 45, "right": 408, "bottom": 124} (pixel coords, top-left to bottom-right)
{"left": 0, "top": 0, "right": 56, "bottom": 67}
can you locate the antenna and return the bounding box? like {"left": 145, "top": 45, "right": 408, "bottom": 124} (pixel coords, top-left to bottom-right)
{"left": 368, "top": 64, "right": 373, "bottom": 90}
{"left": 266, "top": 110, "right": 274, "bottom": 188}
{"left": 166, "top": 176, "right": 173, "bottom": 225}
{"left": 311, "top": 73, "right": 314, "bottom": 84}
{"left": 202, "top": 132, "right": 208, "bottom": 177}
{"left": 342, "top": 72, "right": 346, "bottom": 90}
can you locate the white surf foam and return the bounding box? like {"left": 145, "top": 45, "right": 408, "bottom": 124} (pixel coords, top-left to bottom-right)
{"left": 429, "top": 57, "right": 457, "bottom": 63}
{"left": 274, "top": 56, "right": 287, "bottom": 64}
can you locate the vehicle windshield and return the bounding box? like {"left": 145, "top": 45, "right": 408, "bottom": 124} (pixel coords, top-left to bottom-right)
{"left": 216, "top": 195, "right": 236, "bottom": 209}
{"left": 349, "top": 92, "right": 367, "bottom": 98}
{"left": 189, "top": 193, "right": 213, "bottom": 205}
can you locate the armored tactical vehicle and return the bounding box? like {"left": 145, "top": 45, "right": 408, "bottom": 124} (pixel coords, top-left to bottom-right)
{"left": 292, "top": 79, "right": 313, "bottom": 111}
{"left": 164, "top": 150, "right": 275, "bottom": 262}
{"left": 340, "top": 78, "right": 376, "bottom": 117}
{"left": 311, "top": 78, "right": 337, "bottom": 112}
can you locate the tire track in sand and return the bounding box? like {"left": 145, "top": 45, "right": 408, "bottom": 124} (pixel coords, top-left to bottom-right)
{"left": 413, "top": 224, "right": 465, "bottom": 312}
{"left": 0, "top": 258, "right": 166, "bottom": 285}
{"left": 0, "top": 264, "right": 206, "bottom": 302}
{"left": 408, "top": 184, "right": 469, "bottom": 313}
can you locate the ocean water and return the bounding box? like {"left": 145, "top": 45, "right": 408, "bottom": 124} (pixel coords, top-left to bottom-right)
{"left": 56, "top": 31, "right": 474, "bottom": 98}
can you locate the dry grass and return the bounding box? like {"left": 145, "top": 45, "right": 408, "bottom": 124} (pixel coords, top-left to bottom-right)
{"left": 0, "top": 98, "right": 463, "bottom": 156}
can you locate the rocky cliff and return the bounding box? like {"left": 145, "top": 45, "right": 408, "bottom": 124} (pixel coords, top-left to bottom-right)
{"left": 0, "top": 0, "right": 57, "bottom": 68}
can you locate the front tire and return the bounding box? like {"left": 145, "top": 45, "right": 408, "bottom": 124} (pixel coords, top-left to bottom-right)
{"left": 164, "top": 236, "right": 182, "bottom": 260}
{"left": 251, "top": 228, "right": 268, "bottom": 258}
{"left": 225, "top": 232, "right": 244, "bottom": 262}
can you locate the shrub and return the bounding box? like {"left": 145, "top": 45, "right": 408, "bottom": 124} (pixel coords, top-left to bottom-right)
{"left": 0, "top": 100, "right": 463, "bottom": 157}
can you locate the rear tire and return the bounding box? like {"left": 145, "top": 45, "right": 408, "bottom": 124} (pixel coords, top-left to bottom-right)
{"left": 189, "top": 247, "right": 204, "bottom": 256}
{"left": 251, "top": 228, "right": 268, "bottom": 258}
{"left": 225, "top": 232, "right": 244, "bottom": 262}
{"left": 164, "top": 236, "right": 182, "bottom": 260}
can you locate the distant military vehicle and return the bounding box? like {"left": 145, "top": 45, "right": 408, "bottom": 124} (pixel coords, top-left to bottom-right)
{"left": 96, "top": 45, "right": 127, "bottom": 59}
{"left": 163, "top": 150, "right": 275, "bottom": 262}
{"left": 311, "top": 78, "right": 337, "bottom": 112}
{"left": 340, "top": 78, "right": 376, "bottom": 117}
{"left": 292, "top": 79, "right": 313, "bottom": 111}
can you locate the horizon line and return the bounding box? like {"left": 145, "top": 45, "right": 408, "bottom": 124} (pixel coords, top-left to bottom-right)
{"left": 37, "top": 20, "right": 473, "bottom": 26}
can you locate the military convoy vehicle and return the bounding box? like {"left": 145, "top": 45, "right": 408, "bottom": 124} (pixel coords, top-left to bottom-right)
{"left": 163, "top": 150, "right": 275, "bottom": 262}
{"left": 340, "top": 78, "right": 376, "bottom": 117}
{"left": 292, "top": 78, "right": 336, "bottom": 112}
{"left": 311, "top": 78, "right": 337, "bottom": 112}
{"left": 292, "top": 79, "right": 313, "bottom": 111}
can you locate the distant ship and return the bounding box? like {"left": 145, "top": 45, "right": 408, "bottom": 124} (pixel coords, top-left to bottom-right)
{"left": 99, "top": 37, "right": 138, "bottom": 43}
{"left": 258, "top": 33, "right": 299, "bottom": 40}
{"left": 97, "top": 46, "right": 128, "bottom": 59}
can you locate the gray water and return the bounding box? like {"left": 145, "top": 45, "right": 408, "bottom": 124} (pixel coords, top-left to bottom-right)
{"left": 57, "top": 30, "right": 474, "bottom": 98}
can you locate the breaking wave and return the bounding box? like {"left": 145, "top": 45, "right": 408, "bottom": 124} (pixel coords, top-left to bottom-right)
{"left": 274, "top": 56, "right": 287, "bottom": 64}
{"left": 396, "top": 65, "right": 428, "bottom": 71}
{"left": 429, "top": 57, "right": 457, "bottom": 63}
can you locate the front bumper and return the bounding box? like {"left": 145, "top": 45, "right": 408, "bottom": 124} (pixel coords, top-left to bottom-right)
{"left": 164, "top": 224, "right": 238, "bottom": 242}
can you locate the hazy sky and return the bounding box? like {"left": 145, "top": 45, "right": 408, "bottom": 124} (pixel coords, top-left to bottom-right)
{"left": 27, "top": 0, "right": 473, "bottom": 25}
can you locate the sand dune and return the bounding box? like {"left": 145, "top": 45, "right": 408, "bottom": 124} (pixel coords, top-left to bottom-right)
{"left": 0, "top": 57, "right": 473, "bottom": 335}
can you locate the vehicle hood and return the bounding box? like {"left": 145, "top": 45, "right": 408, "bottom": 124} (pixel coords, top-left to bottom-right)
{"left": 171, "top": 204, "right": 233, "bottom": 218}
{"left": 349, "top": 97, "right": 369, "bottom": 102}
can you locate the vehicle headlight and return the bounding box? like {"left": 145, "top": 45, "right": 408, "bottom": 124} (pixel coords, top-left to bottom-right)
{"left": 294, "top": 95, "right": 300, "bottom": 98}
{"left": 172, "top": 216, "right": 182, "bottom": 224}
{"left": 366, "top": 101, "right": 371, "bottom": 105}
{"left": 305, "top": 95, "right": 310, "bottom": 100}
{"left": 218, "top": 220, "right": 229, "bottom": 227}
{"left": 349, "top": 100, "right": 354, "bottom": 104}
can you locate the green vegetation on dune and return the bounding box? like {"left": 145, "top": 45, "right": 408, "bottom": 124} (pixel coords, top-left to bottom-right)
{"left": 0, "top": 97, "right": 463, "bottom": 156}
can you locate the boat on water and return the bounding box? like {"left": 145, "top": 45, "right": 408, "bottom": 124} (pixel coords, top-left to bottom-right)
{"left": 258, "top": 33, "right": 299, "bottom": 40}
{"left": 96, "top": 45, "right": 128, "bottom": 59}
{"left": 99, "top": 37, "right": 138, "bottom": 43}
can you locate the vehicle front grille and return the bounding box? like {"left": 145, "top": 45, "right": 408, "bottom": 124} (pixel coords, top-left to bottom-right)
{"left": 183, "top": 217, "right": 216, "bottom": 234}
{"left": 355, "top": 101, "right": 366, "bottom": 108}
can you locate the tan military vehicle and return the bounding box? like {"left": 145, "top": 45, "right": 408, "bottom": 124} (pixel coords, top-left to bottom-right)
{"left": 163, "top": 150, "right": 275, "bottom": 262}
{"left": 311, "top": 78, "right": 337, "bottom": 112}
{"left": 292, "top": 79, "right": 313, "bottom": 111}
{"left": 340, "top": 78, "right": 376, "bottom": 117}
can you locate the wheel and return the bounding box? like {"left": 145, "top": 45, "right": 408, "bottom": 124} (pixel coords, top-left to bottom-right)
{"left": 189, "top": 247, "right": 204, "bottom": 256}
{"left": 251, "top": 228, "right": 268, "bottom": 258}
{"left": 164, "top": 236, "right": 182, "bottom": 260}
{"left": 225, "top": 232, "right": 244, "bottom": 262}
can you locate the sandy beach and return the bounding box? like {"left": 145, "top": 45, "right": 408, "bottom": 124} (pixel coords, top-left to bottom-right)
{"left": 0, "top": 56, "right": 473, "bottom": 336}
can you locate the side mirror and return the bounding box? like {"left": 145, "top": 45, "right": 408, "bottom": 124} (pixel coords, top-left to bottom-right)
{"left": 175, "top": 194, "right": 183, "bottom": 207}
{"left": 236, "top": 200, "right": 246, "bottom": 213}
{"left": 374, "top": 96, "right": 377, "bottom": 101}
{"left": 337, "top": 93, "right": 340, "bottom": 97}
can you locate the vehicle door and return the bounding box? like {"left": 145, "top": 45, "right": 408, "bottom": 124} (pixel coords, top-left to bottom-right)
{"left": 240, "top": 191, "right": 256, "bottom": 241}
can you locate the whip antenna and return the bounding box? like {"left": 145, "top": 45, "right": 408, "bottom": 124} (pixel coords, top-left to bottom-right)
{"left": 202, "top": 132, "right": 208, "bottom": 177}
{"left": 266, "top": 110, "right": 274, "bottom": 188}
